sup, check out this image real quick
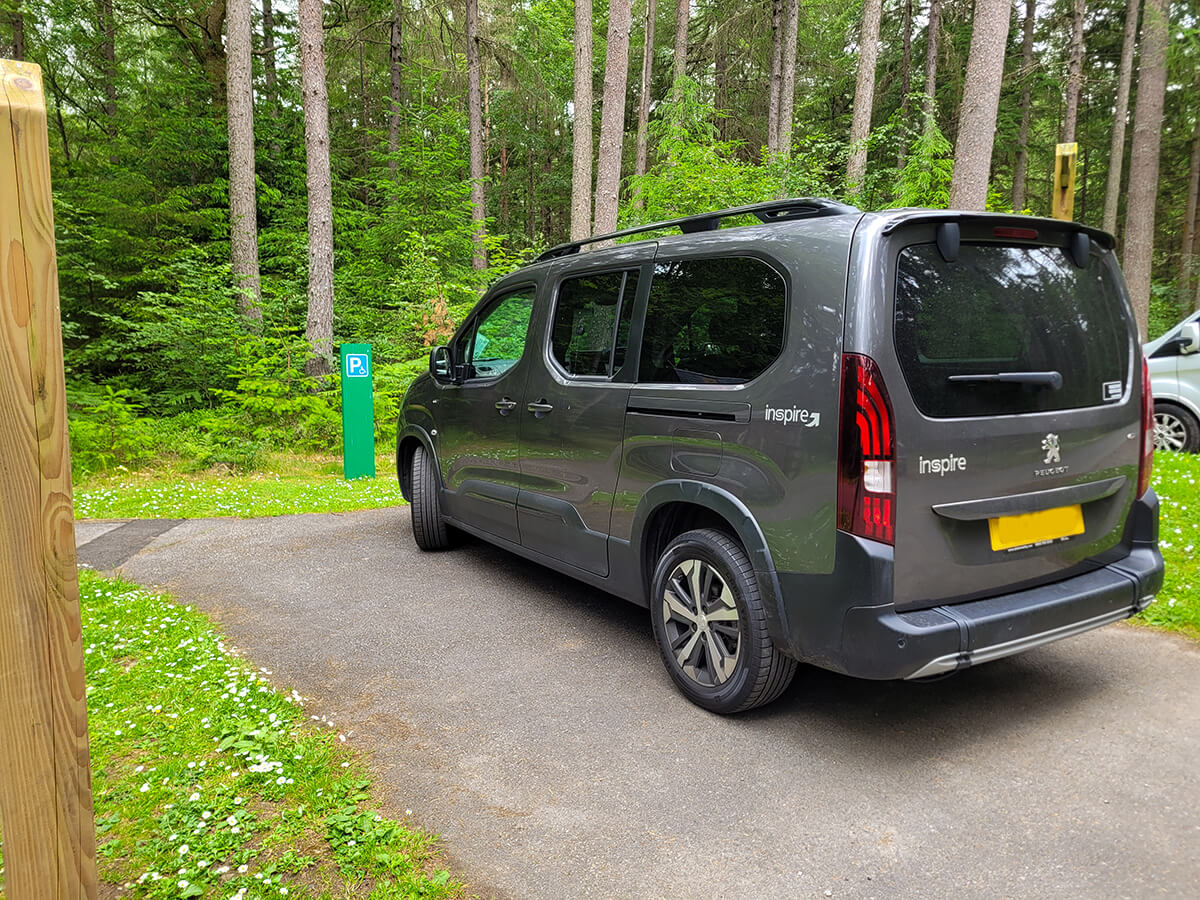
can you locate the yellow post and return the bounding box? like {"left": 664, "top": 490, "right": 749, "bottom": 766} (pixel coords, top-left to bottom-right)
{"left": 1052, "top": 141, "right": 1079, "bottom": 221}
{"left": 0, "top": 58, "right": 98, "bottom": 898}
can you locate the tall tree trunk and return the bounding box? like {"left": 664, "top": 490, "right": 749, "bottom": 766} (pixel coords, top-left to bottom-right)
{"left": 1103, "top": 0, "right": 1140, "bottom": 236}
{"left": 262, "top": 0, "right": 278, "bottom": 102}
{"left": 593, "top": 0, "right": 633, "bottom": 236}
{"left": 196, "top": 0, "right": 228, "bottom": 110}
{"left": 387, "top": 0, "right": 404, "bottom": 178}
{"left": 715, "top": 27, "right": 729, "bottom": 140}
{"left": 466, "top": 0, "right": 486, "bottom": 269}
{"left": 1012, "top": 0, "right": 1035, "bottom": 211}
{"left": 1181, "top": 118, "right": 1199, "bottom": 296}
{"left": 9, "top": 4, "right": 24, "bottom": 60}
{"left": 846, "top": 0, "right": 882, "bottom": 188}
{"left": 777, "top": 0, "right": 798, "bottom": 159}
{"left": 1122, "top": 0, "right": 1169, "bottom": 340}
{"left": 1062, "top": 0, "right": 1086, "bottom": 143}
{"left": 948, "top": 0, "right": 1011, "bottom": 210}
{"left": 299, "top": 0, "right": 334, "bottom": 376}
{"left": 499, "top": 144, "right": 509, "bottom": 227}
{"left": 897, "top": 0, "right": 913, "bottom": 166}
{"left": 226, "top": 0, "right": 262, "bottom": 321}
{"left": 923, "top": 0, "right": 942, "bottom": 123}
{"left": 571, "top": 0, "right": 594, "bottom": 239}
{"left": 766, "top": 0, "right": 783, "bottom": 156}
{"left": 94, "top": 0, "right": 117, "bottom": 121}
{"left": 672, "top": 0, "right": 688, "bottom": 92}
{"left": 633, "top": 0, "right": 656, "bottom": 210}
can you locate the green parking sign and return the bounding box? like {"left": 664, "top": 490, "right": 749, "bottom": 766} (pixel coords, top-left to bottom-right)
{"left": 340, "top": 343, "right": 375, "bottom": 480}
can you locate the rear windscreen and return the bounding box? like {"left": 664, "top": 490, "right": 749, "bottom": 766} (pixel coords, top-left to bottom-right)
{"left": 894, "top": 242, "right": 1131, "bottom": 417}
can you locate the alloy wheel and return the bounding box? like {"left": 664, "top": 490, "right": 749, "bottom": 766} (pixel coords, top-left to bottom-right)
{"left": 660, "top": 558, "right": 741, "bottom": 688}
{"left": 1154, "top": 411, "right": 1188, "bottom": 452}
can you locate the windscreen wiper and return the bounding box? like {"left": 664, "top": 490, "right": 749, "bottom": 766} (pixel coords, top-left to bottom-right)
{"left": 947, "top": 371, "right": 1063, "bottom": 389}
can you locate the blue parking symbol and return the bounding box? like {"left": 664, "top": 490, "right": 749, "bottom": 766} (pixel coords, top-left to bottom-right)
{"left": 345, "top": 354, "right": 370, "bottom": 378}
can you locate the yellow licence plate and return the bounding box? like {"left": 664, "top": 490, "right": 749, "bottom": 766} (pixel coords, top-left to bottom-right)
{"left": 988, "top": 504, "right": 1085, "bottom": 551}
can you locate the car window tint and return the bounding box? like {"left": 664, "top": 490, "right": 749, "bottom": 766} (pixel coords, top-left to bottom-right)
{"left": 462, "top": 287, "right": 535, "bottom": 379}
{"left": 551, "top": 270, "right": 640, "bottom": 377}
{"left": 894, "top": 242, "right": 1131, "bottom": 416}
{"left": 638, "top": 257, "right": 786, "bottom": 384}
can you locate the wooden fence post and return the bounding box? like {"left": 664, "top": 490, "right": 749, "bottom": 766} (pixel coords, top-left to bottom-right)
{"left": 1052, "top": 141, "right": 1079, "bottom": 221}
{"left": 0, "top": 58, "right": 98, "bottom": 898}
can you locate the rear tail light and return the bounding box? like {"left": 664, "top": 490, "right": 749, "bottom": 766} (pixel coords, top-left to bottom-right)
{"left": 1138, "top": 357, "right": 1154, "bottom": 496}
{"left": 838, "top": 354, "right": 896, "bottom": 544}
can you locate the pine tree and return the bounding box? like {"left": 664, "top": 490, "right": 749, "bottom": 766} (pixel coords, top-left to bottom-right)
{"left": 226, "top": 0, "right": 262, "bottom": 320}
{"left": 593, "top": 0, "right": 633, "bottom": 236}
{"left": 847, "top": 0, "right": 883, "bottom": 188}
{"left": 1103, "top": 0, "right": 1141, "bottom": 235}
{"left": 948, "top": 0, "right": 1011, "bottom": 210}
{"left": 1123, "top": 0, "right": 1169, "bottom": 338}
{"left": 571, "top": 0, "right": 594, "bottom": 239}
{"left": 299, "top": 0, "right": 334, "bottom": 376}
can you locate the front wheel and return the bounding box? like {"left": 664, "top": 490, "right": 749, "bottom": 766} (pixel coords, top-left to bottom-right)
{"left": 1153, "top": 402, "right": 1200, "bottom": 453}
{"left": 410, "top": 444, "right": 453, "bottom": 550}
{"left": 649, "top": 529, "right": 797, "bottom": 714}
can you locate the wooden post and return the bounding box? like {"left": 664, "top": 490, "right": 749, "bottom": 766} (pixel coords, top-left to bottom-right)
{"left": 1052, "top": 141, "right": 1079, "bottom": 221}
{"left": 0, "top": 58, "right": 98, "bottom": 899}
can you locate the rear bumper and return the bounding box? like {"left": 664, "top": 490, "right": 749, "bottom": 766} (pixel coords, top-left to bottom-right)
{"left": 775, "top": 491, "right": 1164, "bottom": 680}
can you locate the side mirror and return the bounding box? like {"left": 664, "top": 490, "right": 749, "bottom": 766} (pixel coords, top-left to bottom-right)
{"left": 1179, "top": 322, "right": 1200, "bottom": 355}
{"left": 430, "top": 345, "right": 452, "bottom": 382}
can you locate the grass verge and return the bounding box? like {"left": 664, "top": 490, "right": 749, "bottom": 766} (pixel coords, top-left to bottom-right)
{"left": 1136, "top": 450, "right": 1200, "bottom": 640}
{"left": 75, "top": 454, "right": 405, "bottom": 519}
{"left": 0, "top": 571, "right": 461, "bottom": 899}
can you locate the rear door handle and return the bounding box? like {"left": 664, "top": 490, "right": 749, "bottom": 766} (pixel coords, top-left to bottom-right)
{"left": 495, "top": 397, "right": 518, "bottom": 415}
{"left": 527, "top": 399, "right": 554, "bottom": 417}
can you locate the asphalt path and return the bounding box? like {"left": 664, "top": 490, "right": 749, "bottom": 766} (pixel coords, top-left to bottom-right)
{"left": 76, "top": 511, "right": 1200, "bottom": 899}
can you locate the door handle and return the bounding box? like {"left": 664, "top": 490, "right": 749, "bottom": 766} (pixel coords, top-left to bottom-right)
{"left": 527, "top": 399, "right": 554, "bottom": 417}
{"left": 495, "top": 397, "right": 518, "bottom": 415}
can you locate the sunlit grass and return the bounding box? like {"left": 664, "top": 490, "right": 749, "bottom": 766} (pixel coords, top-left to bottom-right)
{"left": 1136, "top": 450, "right": 1200, "bottom": 640}
{"left": 0, "top": 571, "right": 462, "bottom": 898}
{"left": 74, "top": 453, "right": 405, "bottom": 520}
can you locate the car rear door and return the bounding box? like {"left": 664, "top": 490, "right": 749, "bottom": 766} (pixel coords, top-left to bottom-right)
{"left": 515, "top": 248, "right": 654, "bottom": 576}
{"left": 852, "top": 217, "right": 1143, "bottom": 610}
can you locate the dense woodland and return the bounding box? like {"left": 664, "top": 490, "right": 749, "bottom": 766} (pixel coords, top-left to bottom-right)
{"left": 1, "top": 0, "right": 1197, "bottom": 473}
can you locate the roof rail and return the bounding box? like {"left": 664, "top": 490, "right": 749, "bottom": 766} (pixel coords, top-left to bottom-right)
{"left": 536, "top": 197, "right": 860, "bottom": 261}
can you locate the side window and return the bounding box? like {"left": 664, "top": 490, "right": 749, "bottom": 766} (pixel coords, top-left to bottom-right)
{"left": 638, "top": 257, "right": 786, "bottom": 384}
{"left": 456, "top": 287, "right": 535, "bottom": 380}
{"left": 551, "top": 270, "right": 640, "bottom": 378}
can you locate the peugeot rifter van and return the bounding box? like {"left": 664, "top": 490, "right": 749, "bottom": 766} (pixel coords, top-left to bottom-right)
{"left": 397, "top": 199, "right": 1164, "bottom": 713}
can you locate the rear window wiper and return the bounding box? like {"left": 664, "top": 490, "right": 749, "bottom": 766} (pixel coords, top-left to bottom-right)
{"left": 947, "top": 371, "right": 1063, "bottom": 389}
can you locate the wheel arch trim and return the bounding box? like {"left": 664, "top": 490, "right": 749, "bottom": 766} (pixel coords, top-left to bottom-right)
{"left": 396, "top": 425, "right": 442, "bottom": 502}
{"left": 630, "top": 480, "right": 793, "bottom": 651}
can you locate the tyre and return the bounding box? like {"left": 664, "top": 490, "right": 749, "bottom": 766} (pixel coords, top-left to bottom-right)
{"left": 1153, "top": 402, "right": 1200, "bottom": 453}
{"left": 649, "top": 528, "right": 797, "bottom": 714}
{"left": 410, "top": 444, "right": 453, "bottom": 551}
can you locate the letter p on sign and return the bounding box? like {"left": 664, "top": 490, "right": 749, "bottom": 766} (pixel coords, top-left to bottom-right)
{"left": 346, "top": 353, "right": 369, "bottom": 378}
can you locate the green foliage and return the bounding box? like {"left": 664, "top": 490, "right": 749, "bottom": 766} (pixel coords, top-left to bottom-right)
{"left": 622, "top": 78, "right": 786, "bottom": 225}
{"left": 1137, "top": 450, "right": 1200, "bottom": 640}
{"left": 69, "top": 387, "right": 157, "bottom": 475}
{"left": 211, "top": 335, "right": 341, "bottom": 453}
{"left": 888, "top": 118, "right": 955, "bottom": 210}
{"left": 1149, "top": 282, "right": 1189, "bottom": 340}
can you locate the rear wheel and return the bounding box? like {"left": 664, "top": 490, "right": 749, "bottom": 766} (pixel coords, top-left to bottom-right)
{"left": 1153, "top": 402, "right": 1200, "bottom": 453}
{"left": 649, "top": 528, "right": 797, "bottom": 714}
{"left": 410, "top": 444, "right": 453, "bottom": 550}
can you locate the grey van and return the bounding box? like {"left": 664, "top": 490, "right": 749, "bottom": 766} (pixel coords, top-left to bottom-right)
{"left": 396, "top": 199, "right": 1163, "bottom": 713}
{"left": 1147, "top": 310, "right": 1200, "bottom": 452}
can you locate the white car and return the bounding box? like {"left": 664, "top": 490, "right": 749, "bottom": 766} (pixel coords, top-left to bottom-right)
{"left": 1147, "top": 311, "right": 1200, "bottom": 452}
